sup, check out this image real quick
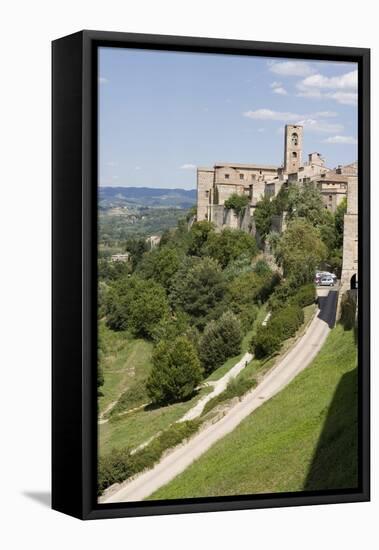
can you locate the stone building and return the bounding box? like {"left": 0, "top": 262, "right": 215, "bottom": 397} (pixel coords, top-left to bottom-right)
{"left": 196, "top": 124, "right": 357, "bottom": 230}
{"left": 110, "top": 253, "right": 130, "bottom": 262}
{"left": 340, "top": 175, "right": 359, "bottom": 294}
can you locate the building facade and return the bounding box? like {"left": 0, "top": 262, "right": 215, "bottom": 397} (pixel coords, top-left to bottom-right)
{"left": 196, "top": 124, "right": 357, "bottom": 231}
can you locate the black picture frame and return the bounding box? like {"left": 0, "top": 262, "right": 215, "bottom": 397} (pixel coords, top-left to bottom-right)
{"left": 52, "top": 30, "right": 370, "bottom": 520}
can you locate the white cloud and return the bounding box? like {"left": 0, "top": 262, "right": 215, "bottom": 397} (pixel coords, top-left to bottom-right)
{"left": 326, "top": 91, "right": 358, "bottom": 106}
{"left": 323, "top": 135, "right": 357, "bottom": 144}
{"left": 180, "top": 163, "right": 196, "bottom": 170}
{"left": 99, "top": 76, "right": 108, "bottom": 84}
{"left": 296, "top": 70, "right": 358, "bottom": 105}
{"left": 273, "top": 87, "right": 288, "bottom": 95}
{"left": 270, "top": 81, "right": 288, "bottom": 95}
{"left": 268, "top": 60, "right": 316, "bottom": 77}
{"left": 244, "top": 109, "right": 301, "bottom": 121}
{"left": 243, "top": 109, "right": 343, "bottom": 133}
{"left": 299, "top": 70, "right": 357, "bottom": 90}
{"left": 296, "top": 119, "right": 344, "bottom": 134}
{"left": 297, "top": 89, "right": 358, "bottom": 106}
{"left": 313, "top": 111, "right": 338, "bottom": 118}
{"left": 135, "top": 166, "right": 141, "bottom": 171}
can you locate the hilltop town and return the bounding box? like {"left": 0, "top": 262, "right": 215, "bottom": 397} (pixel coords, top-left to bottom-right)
{"left": 196, "top": 124, "right": 358, "bottom": 298}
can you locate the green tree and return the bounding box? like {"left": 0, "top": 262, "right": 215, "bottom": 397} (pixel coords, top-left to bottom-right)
{"left": 335, "top": 197, "right": 347, "bottom": 248}
{"left": 224, "top": 193, "right": 249, "bottom": 215}
{"left": 319, "top": 210, "right": 338, "bottom": 253}
{"left": 146, "top": 337, "right": 203, "bottom": 404}
{"left": 125, "top": 237, "right": 148, "bottom": 270}
{"left": 187, "top": 220, "right": 215, "bottom": 256}
{"left": 136, "top": 245, "right": 182, "bottom": 289}
{"left": 169, "top": 257, "right": 226, "bottom": 328}
{"left": 276, "top": 219, "right": 327, "bottom": 283}
{"left": 105, "top": 276, "right": 169, "bottom": 338}
{"left": 199, "top": 311, "right": 243, "bottom": 374}
{"left": 205, "top": 228, "right": 258, "bottom": 268}
{"left": 254, "top": 196, "right": 274, "bottom": 238}
{"left": 286, "top": 183, "right": 325, "bottom": 227}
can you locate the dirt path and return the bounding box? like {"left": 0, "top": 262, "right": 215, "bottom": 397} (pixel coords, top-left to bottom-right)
{"left": 179, "top": 351, "right": 253, "bottom": 422}
{"left": 100, "top": 289, "right": 337, "bottom": 503}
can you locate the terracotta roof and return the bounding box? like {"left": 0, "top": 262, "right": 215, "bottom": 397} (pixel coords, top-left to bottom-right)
{"left": 317, "top": 170, "right": 348, "bottom": 183}
{"left": 213, "top": 162, "right": 278, "bottom": 170}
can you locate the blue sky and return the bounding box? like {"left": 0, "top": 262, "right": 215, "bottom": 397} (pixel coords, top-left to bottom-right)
{"left": 99, "top": 47, "right": 358, "bottom": 189}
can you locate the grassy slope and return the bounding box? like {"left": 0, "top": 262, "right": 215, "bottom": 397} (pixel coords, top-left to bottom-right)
{"left": 99, "top": 325, "right": 213, "bottom": 457}
{"left": 98, "top": 324, "right": 153, "bottom": 415}
{"left": 99, "top": 387, "right": 212, "bottom": 456}
{"left": 149, "top": 325, "right": 358, "bottom": 500}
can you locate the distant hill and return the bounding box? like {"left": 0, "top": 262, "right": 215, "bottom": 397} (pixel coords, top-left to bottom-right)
{"left": 99, "top": 187, "right": 197, "bottom": 209}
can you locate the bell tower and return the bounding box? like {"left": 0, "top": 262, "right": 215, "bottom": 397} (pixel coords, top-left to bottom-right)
{"left": 284, "top": 124, "right": 303, "bottom": 173}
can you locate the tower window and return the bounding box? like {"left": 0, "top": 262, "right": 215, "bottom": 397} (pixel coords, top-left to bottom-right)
{"left": 292, "top": 151, "right": 298, "bottom": 159}
{"left": 239, "top": 173, "right": 244, "bottom": 180}
{"left": 225, "top": 174, "right": 230, "bottom": 180}
{"left": 291, "top": 132, "right": 298, "bottom": 146}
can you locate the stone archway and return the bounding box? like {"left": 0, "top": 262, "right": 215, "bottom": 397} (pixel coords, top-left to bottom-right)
{"left": 350, "top": 273, "right": 357, "bottom": 290}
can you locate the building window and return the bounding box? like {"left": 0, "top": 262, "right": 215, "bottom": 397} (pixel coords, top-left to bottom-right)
{"left": 291, "top": 132, "right": 298, "bottom": 146}
{"left": 239, "top": 173, "right": 244, "bottom": 180}
{"left": 329, "top": 195, "right": 333, "bottom": 201}
{"left": 225, "top": 174, "right": 230, "bottom": 180}
{"left": 292, "top": 151, "right": 298, "bottom": 159}
{"left": 205, "top": 190, "right": 209, "bottom": 197}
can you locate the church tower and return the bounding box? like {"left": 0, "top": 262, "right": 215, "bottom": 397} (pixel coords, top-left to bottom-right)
{"left": 284, "top": 124, "right": 303, "bottom": 173}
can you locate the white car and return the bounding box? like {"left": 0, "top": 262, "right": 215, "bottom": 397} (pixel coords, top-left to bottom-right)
{"left": 319, "top": 276, "right": 335, "bottom": 287}
{"left": 315, "top": 271, "right": 337, "bottom": 282}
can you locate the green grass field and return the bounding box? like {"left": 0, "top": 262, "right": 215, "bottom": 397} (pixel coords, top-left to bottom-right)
{"left": 149, "top": 324, "right": 358, "bottom": 500}
{"left": 98, "top": 323, "right": 153, "bottom": 416}
{"left": 99, "top": 386, "right": 212, "bottom": 456}
{"left": 98, "top": 323, "right": 213, "bottom": 456}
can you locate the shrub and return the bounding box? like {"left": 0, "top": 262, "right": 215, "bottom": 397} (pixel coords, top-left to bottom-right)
{"left": 269, "top": 304, "right": 304, "bottom": 340}
{"left": 199, "top": 311, "right": 243, "bottom": 374}
{"left": 268, "top": 279, "right": 298, "bottom": 312}
{"left": 202, "top": 376, "right": 257, "bottom": 416}
{"left": 291, "top": 283, "right": 316, "bottom": 308}
{"left": 251, "top": 326, "right": 281, "bottom": 358}
{"left": 251, "top": 304, "right": 304, "bottom": 358}
{"left": 224, "top": 193, "right": 249, "bottom": 215}
{"left": 146, "top": 337, "right": 203, "bottom": 405}
{"left": 237, "top": 305, "right": 259, "bottom": 333}
{"left": 110, "top": 379, "right": 148, "bottom": 417}
{"left": 340, "top": 292, "right": 357, "bottom": 330}
{"left": 98, "top": 420, "right": 199, "bottom": 495}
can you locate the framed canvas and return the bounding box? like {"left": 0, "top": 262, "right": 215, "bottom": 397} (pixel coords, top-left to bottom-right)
{"left": 52, "top": 30, "right": 370, "bottom": 520}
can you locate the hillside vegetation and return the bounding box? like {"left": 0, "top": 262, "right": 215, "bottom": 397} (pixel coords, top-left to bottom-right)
{"left": 149, "top": 324, "right": 358, "bottom": 500}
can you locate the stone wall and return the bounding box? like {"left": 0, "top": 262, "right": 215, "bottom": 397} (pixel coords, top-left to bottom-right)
{"left": 196, "top": 168, "right": 214, "bottom": 221}
{"left": 338, "top": 176, "right": 358, "bottom": 317}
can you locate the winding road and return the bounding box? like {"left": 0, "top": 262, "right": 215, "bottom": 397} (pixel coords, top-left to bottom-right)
{"left": 100, "top": 288, "right": 338, "bottom": 504}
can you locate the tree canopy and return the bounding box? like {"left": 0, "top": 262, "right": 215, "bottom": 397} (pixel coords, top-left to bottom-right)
{"left": 275, "top": 219, "right": 327, "bottom": 283}
{"left": 105, "top": 276, "right": 169, "bottom": 338}
{"left": 224, "top": 193, "right": 249, "bottom": 215}
{"left": 146, "top": 336, "right": 203, "bottom": 404}
{"left": 169, "top": 257, "right": 226, "bottom": 329}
